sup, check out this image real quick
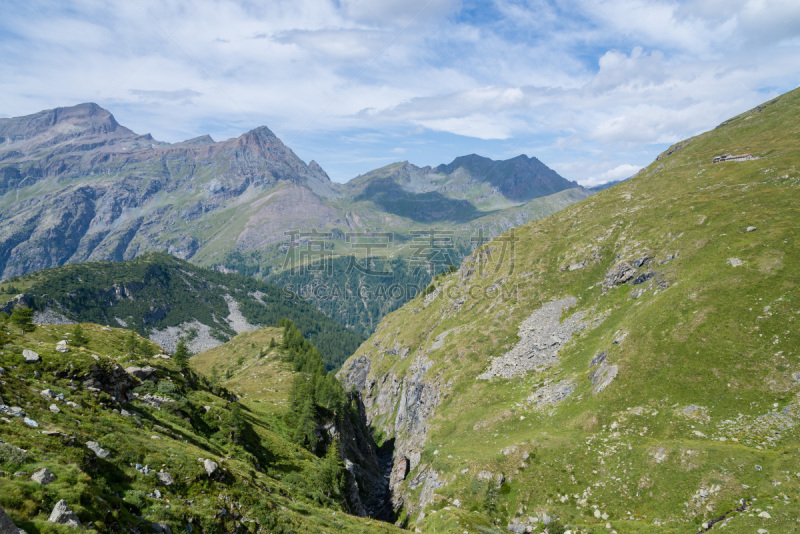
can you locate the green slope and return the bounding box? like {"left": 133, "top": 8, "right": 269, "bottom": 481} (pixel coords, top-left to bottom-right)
{"left": 0, "top": 252, "right": 363, "bottom": 371}
{"left": 0, "top": 321, "right": 401, "bottom": 533}
{"left": 339, "top": 89, "right": 800, "bottom": 533}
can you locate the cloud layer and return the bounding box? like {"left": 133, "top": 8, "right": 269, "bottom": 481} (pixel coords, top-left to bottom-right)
{"left": 1, "top": 0, "right": 799, "bottom": 184}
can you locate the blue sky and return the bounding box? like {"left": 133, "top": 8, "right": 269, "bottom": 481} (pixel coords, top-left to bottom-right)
{"left": 2, "top": 0, "right": 800, "bottom": 185}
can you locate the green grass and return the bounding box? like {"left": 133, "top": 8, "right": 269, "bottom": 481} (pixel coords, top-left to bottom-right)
{"left": 340, "top": 88, "right": 800, "bottom": 532}
{"left": 0, "top": 322, "right": 402, "bottom": 533}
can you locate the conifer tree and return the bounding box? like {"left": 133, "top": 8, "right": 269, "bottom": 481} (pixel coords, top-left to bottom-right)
{"left": 72, "top": 324, "right": 90, "bottom": 347}
{"left": 173, "top": 338, "right": 191, "bottom": 373}
{"left": 10, "top": 305, "right": 35, "bottom": 334}
{"left": 317, "top": 439, "right": 345, "bottom": 499}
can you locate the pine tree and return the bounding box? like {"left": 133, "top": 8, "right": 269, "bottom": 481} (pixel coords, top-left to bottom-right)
{"left": 10, "top": 305, "right": 35, "bottom": 334}
{"left": 124, "top": 330, "right": 139, "bottom": 357}
{"left": 317, "top": 439, "right": 345, "bottom": 499}
{"left": 71, "top": 324, "right": 90, "bottom": 347}
{"left": 173, "top": 338, "right": 191, "bottom": 373}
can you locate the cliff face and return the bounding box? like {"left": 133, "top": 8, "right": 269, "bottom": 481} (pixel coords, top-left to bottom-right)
{"left": 337, "top": 89, "right": 800, "bottom": 532}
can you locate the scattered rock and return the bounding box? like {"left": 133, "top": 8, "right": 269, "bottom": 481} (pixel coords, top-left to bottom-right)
{"left": 22, "top": 350, "right": 40, "bottom": 363}
{"left": 528, "top": 380, "right": 576, "bottom": 405}
{"left": 55, "top": 341, "right": 69, "bottom": 353}
{"left": 152, "top": 522, "right": 173, "bottom": 534}
{"left": 157, "top": 471, "right": 174, "bottom": 486}
{"left": 746, "top": 226, "right": 757, "bottom": 232}
{"left": 32, "top": 467, "right": 56, "bottom": 485}
{"left": 204, "top": 459, "right": 218, "bottom": 476}
{"left": 589, "top": 351, "right": 607, "bottom": 368}
{"left": 0, "top": 505, "right": 25, "bottom": 533}
{"left": 125, "top": 366, "right": 157, "bottom": 381}
{"left": 48, "top": 499, "right": 81, "bottom": 527}
{"left": 49, "top": 404, "right": 60, "bottom": 413}
{"left": 758, "top": 511, "right": 771, "bottom": 519}
{"left": 726, "top": 258, "right": 745, "bottom": 267}
{"left": 479, "top": 297, "right": 593, "bottom": 380}
{"left": 23, "top": 417, "right": 38, "bottom": 428}
{"left": 86, "top": 441, "right": 110, "bottom": 459}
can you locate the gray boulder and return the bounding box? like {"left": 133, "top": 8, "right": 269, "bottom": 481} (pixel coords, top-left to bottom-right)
{"left": 48, "top": 499, "right": 81, "bottom": 527}
{"left": 0, "top": 505, "right": 26, "bottom": 533}
{"left": 156, "top": 471, "right": 174, "bottom": 486}
{"left": 203, "top": 459, "right": 218, "bottom": 476}
{"left": 125, "top": 366, "right": 157, "bottom": 381}
{"left": 55, "top": 341, "right": 69, "bottom": 353}
{"left": 31, "top": 467, "right": 56, "bottom": 486}
{"left": 86, "top": 441, "right": 110, "bottom": 459}
{"left": 22, "top": 350, "right": 40, "bottom": 363}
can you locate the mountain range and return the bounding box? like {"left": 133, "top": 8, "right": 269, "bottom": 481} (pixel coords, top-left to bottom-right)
{"left": 0, "top": 103, "right": 589, "bottom": 335}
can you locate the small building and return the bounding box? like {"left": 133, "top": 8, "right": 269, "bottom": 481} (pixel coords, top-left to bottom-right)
{"left": 712, "top": 153, "right": 755, "bottom": 163}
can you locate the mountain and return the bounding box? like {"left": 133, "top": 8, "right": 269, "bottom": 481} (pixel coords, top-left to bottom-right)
{"left": 338, "top": 89, "right": 800, "bottom": 532}
{"left": 0, "top": 320, "right": 403, "bottom": 533}
{"left": 0, "top": 252, "right": 363, "bottom": 370}
{"left": 0, "top": 103, "right": 589, "bottom": 337}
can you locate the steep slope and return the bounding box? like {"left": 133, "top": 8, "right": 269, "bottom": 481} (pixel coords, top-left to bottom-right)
{"left": 339, "top": 89, "right": 800, "bottom": 533}
{"left": 0, "top": 252, "right": 363, "bottom": 370}
{"left": 191, "top": 327, "right": 394, "bottom": 520}
{"left": 0, "top": 321, "right": 403, "bottom": 533}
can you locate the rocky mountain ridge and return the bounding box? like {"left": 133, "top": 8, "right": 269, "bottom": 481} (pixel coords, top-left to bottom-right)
{"left": 0, "top": 102, "right": 589, "bottom": 336}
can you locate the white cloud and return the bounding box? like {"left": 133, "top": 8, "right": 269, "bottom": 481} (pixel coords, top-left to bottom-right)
{"left": 583, "top": 163, "right": 642, "bottom": 187}
{"left": 1, "top": 0, "right": 800, "bottom": 182}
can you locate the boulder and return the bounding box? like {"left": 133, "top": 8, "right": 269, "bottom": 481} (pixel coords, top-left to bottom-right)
{"left": 31, "top": 467, "right": 56, "bottom": 485}
{"left": 157, "top": 471, "right": 174, "bottom": 486}
{"left": 48, "top": 500, "right": 81, "bottom": 527}
{"left": 86, "top": 441, "right": 110, "bottom": 459}
{"left": 203, "top": 459, "right": 218, "bottom": 476}
{"left": 22, "top": 350, "right": 40, "bottom": 363}
{"left": 0, "top": 505, "right": 25, "bottom": 533}
{"left": 726, "top": 257, "right": 745, "bottom": 267}
{"left": 23, "top": 418, "right": 38, "bottom": 428}
{"left": 125, "top": 366, "right": 157, "bottom": 381}
{"left": 55, "top": 341, "right": 69, "bottom": 353}
{"left": 49, "top": 404, "right": 60, "bottom": 413}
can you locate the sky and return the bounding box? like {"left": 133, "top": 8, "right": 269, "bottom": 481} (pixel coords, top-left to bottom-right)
{"left": 1, "top": 1, "right": 800, "bottom": 186}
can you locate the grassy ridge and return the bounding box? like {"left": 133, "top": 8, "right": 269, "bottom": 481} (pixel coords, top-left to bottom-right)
{"left": 342, "top": 88, "right": 800, "bottom": 532}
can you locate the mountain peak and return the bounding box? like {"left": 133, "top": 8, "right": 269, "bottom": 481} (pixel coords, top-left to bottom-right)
{"left": 0, "top": 102, "right": 132, "bottom": 145}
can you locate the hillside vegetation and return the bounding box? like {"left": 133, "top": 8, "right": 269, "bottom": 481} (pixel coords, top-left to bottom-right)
{"left": 340, "top": 88, "right": 800, "bottom": 533}
{"left": 0, "top": 252, "right": 363, "bottom": 370}
{"left": 0, "top": 318, "right": 400, "bottom": 533}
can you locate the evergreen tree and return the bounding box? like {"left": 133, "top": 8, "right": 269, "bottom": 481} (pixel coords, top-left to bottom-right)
{"left": 138, "top": 338, "right": 155, "bottom": 358}
{"left": 124, "top": 330, "right": 139, "bottom": 357}
{"left": 71, "top": 324, "right": 90, "bottom": 347}
{"left": 317, "top": 439, "right": 345, "bottom": 499}
{"left": 10, "top": 305, "right": 35, "bottom": 333}
{"left": 294, "top": 397, "right": 319, "bottom": 450}
{"left": 173, "top": 338, "right": 191, "bottom": 373}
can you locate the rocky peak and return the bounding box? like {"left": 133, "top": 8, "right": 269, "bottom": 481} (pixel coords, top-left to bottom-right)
{"left": 180, "top": 134, "right": 215, "bottom": 146}
{"left": 0, "top": 102, "right": 132, "bottom": 144}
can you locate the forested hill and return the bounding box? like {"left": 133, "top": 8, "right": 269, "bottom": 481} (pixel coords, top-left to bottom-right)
{"left": 0, "top": 252, "right": 362, "bottom": 370}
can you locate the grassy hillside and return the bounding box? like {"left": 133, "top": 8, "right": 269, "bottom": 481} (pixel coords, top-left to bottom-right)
{"left": 0, "top": 320, "right": 401, "bottom": 533}
{"left": 339, "top": 89, "right": 800, "bottom": 533}
{"left": 0, "top": 252, "right": 363, "bottom": 370}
